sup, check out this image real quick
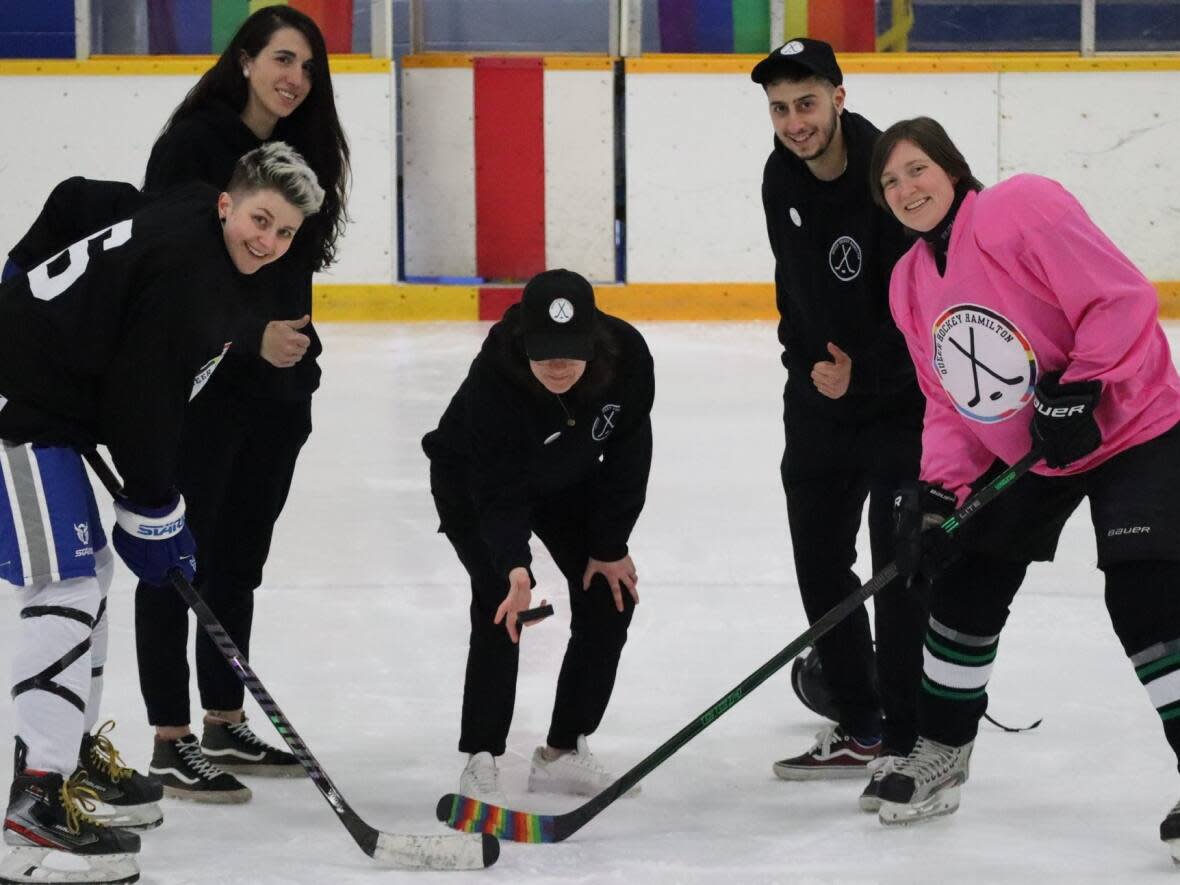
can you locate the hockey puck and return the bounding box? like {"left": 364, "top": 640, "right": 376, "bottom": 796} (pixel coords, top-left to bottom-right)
{"left": 516, "top": 603, "right": 555, "bottom": 628}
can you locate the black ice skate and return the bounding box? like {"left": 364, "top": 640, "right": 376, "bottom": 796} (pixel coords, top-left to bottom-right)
{"left": 76, "top": 722, "right": 163, "bottom": 831}
{"left": 1, "top": 769, "right": 140, "bottom": 885}
{"left": 200, "top": 718, "right": 302, "bottom": 777}
{"left": 1160, "top": 798, "right": 1180, "bottom": 864}
{"left": 148, "top": 736, "right": 251, "bottom": 804}
{"left": 877, "top": 736, "right": 973, "bottom": 825}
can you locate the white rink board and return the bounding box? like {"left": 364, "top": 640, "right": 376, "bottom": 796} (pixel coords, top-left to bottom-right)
{"left": 401, "top": 66, "right": 477, "bottom": 279}
{"left": 544, "top": 69, "right": 616, "bottom": 281}
{"left": 0, "top": 71, "right": 397, "bottom": 284}
{"left": 998, "top": 70, "right": 1180, "bottom": 280}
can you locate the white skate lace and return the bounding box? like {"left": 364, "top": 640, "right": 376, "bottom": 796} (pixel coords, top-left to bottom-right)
{"left": 866, "top": 754, "right": 901, "bottom": 783}
{"left": 895, "top": 738, "right": 959, "bottom": 785}
{"left": 177, "top": 738, "right": 227, "bottom": 780}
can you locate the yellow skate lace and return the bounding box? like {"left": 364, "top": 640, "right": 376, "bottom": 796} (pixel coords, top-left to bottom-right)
{"left": 87, "top": 720, "right": 132, "bottom": 783}
{"left": 61, "top": 770, "right": 103, "bottom": 834}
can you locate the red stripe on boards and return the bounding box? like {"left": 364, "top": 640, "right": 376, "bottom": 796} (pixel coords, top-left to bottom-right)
{"left": 474, "top": 58, "right": 546, "bottom": 282}
{"left": 478, "top": 287, "right": 524, "bottom": 322}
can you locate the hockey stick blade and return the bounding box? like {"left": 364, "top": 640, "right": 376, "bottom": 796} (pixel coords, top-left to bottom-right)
{"left": 436, "top": 449, "right": 1041, "bottom": 843}
{"left": 81, "top": 449, "right": 498, "bottom": 870}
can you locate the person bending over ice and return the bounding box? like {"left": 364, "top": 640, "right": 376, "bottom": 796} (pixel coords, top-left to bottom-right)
{"left": 0, "top": 142, "right": 322, "bottom": 885}
{"left": 423, "top": 269, "right": 654, "bottom": 805}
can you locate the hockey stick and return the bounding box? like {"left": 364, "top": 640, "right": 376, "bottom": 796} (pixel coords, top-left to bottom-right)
{"left": 81, "top": 449, "right": 498, "bottom": 871}
{"left": 436, "top": 449, "right": 1042, "bottom": 843}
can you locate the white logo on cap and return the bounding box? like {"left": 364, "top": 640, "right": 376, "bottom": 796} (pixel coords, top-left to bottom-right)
{"left": 549, "top": 298, "right": 574, "bottom": 323}
{"left": 780, "top": 41, "right": 805, "bottom": 56}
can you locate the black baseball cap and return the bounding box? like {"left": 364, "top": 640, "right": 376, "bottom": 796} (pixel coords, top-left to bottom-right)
{"left": 751, "top": 38, "right": 843, "bottom": 87}
{"left": 520, "top": 269, "right": 598, "bottom": 361}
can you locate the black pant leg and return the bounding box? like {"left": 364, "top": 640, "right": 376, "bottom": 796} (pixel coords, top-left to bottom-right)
{"left": 195, "top": 397, "right": 311, "bottom": 712}
{"left": 533, "top": 491, "right": 634, "bottom": 751}
{"left": 133, "top": 386, "right": 244, "bottom": 727}
{"left": 783, "top": 460, "right": 880, "bottom": 737}
{"left": 443, "top": 519, "right": 519, "bottom": 757}
{"left": 864, "top": 443, "right": 925, "bottom": 755}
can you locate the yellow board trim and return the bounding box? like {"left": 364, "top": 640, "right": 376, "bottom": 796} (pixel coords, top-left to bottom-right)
{"left": 626, "top": 52, "right": 1180, "bottom": 75}
{"left": 313, "top": 284, "right": 478, "bottom": 322}
{"left": 313, "top": 282, "right": 1180, "bottom": 322}
{"left": 0, "top": 55, "right": 390, "bottom": 76}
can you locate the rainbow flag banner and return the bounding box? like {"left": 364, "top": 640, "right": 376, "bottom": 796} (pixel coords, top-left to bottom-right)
{"left": 148, "top": 0, "right": 353, "bottom": 55}
{"left": 658, "top": 1, "right": 877, "bottom": 53}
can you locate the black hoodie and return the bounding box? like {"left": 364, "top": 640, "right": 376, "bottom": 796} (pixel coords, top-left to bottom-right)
{"left": 423, "top": 305, "right": 654, "bottom": 579}
{"left": 144, "top": 101, "right": 322, "bottom": 401}
{"left": 761, "top": 109, "right": 922, "bottom": 423}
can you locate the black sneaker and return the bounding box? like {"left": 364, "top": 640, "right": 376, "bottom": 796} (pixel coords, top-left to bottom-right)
{"left": 75, "top": 721, "right": 163, "bottom": 831}
{"left": 2, "top": 770, "right": 140, "bottom": 885}
{"left": 201, "top": 718, "right": 302, "bottom": 777}
{"left": 148, "top": 735, "right": 251, "bottom": 804}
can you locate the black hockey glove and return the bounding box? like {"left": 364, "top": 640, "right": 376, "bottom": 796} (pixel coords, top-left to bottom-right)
{"left": 1030, "top": 371, "right": 1102, "bottom": 469}
{"left": 893, "top": 482, "right": 959, "bottom": 582}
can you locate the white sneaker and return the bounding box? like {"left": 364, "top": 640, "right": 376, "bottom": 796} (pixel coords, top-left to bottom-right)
{"left": 527, "top": 735, "right": 639, "bottom": 798}
{"left": 459, "top": 752, "right": 506, "bottom": 806}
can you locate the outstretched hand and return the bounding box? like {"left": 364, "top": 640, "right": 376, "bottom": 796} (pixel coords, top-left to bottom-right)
{"left": 811, "top": 342, "right": 852, "bottom": 399}
{"left": 494, "top": 567, "right": 544, "bottom": 644}
{"left": 583, "top": 554, "right": 639, "bottom": 612}
{"left": 261, "top": 315, "right": 312, "bottom": 368}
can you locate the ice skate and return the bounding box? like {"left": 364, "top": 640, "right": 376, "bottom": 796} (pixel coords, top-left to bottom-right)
{"left": 2, "top": 770, "right": 140, "bottom": 885}
{"left": 75, "top": 723, "right": 162, "bottom": 831}
{"left": 527, "top": 735, "right": 638, "bottom": 798}
{"left": 772, "top": 725, "right": 881, "bottom": 781}
{"left": 858, "top": 754, "right": 901, "bottom": 813}
{"left": 877, "top": 737, "right": 972, "bottom": 825}
{"left": 458, "top": 753, "right": 506, "bottom": 806}
{"left": 1160, "top": 798, "right": 1180, "bottom": 864}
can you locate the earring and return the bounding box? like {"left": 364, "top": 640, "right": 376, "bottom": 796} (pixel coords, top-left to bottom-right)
{"left": 242, "top": 68, "right": 250, "bottom": 78}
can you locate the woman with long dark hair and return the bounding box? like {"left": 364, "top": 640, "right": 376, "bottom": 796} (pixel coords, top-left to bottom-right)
{"left": 136, "top": 5, "right": 350, "bottom": 803}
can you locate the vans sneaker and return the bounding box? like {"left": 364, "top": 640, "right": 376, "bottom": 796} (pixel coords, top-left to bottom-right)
{"left": 459, "top": 752, "right": 506, "bottom": 806}
{"left": 772, "top": 725, "right": 881, "bottom": 781}
{"left": 527, "top": 735, "right": 638, "bottom": 798}
{"left": 200, "top": 718, "right": 301, "bottom": 777}
{"left": 149, "top": 736, "right": 251, "bottom": 804}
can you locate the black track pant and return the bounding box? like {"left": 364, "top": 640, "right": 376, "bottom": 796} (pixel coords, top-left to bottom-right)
{"left": 135, "top": 384, "right": 311, "bottom": 726}
{"left": 782, "top": 397, "right": 924, "bottom": 754}
{"left": 438, "top": 487, "right": 635, "bottom": 756}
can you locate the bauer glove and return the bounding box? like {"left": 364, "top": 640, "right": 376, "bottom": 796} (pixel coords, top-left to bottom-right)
{"left": 1030, "top": 371, "right": 1102, "bottom": 469}
{"left": 112, "top": 493, "right": 196, "bottom": 585}
{"left": 893, "top": 481, "right": 958, "bottom": 582}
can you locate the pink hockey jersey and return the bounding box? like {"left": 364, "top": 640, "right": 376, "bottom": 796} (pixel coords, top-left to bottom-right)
{"left": 888, "top": 173, "right": 1180, "bottom": 502}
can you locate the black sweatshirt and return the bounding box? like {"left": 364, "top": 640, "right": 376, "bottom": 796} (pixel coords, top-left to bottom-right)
{"left": 423, "top": 305, "right": 655, "bottom": 579}
{"left": 0, "top": 182, "right": 248, "bottom": 505}
{"left": 761, "top": 109, "right": 923, "bottom": 423}
{"left": 143, "top": 101, "right": 322, "bottom": 401}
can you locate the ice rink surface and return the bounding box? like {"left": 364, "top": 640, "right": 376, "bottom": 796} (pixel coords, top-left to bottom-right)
{"left": 4, "top": 320, "right": 1180, "bottom": 884}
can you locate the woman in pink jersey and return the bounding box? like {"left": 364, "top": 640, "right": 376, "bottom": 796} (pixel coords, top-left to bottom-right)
{"left": 863, "top": 116, "right": 1180, "bottom": 861}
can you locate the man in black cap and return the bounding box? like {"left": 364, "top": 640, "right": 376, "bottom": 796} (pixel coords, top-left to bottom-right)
{"left": 422, "top": 268, "right": 654, "bottom": 804}
{"left": 752, "top": 39, "right": 927, "bottom": 810}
